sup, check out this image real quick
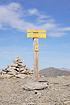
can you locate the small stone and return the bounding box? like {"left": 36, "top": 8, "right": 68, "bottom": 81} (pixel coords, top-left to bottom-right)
{"left": 35, "top": 91, "right": 37, "bottom": 94}
{"left": 15, "top": 74, "right": 27, "bottom": 79}
{"left": 64, "top": 101, "right": 70, "bottom": 105}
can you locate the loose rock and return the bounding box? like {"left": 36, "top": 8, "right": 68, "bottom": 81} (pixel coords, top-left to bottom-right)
{"left": 0, "top": 57, "right": 33, "bottom": 79}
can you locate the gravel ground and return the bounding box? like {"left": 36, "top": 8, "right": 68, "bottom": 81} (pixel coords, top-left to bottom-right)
{"left": 0, "top": 76, "right": 70, "bottom": 105}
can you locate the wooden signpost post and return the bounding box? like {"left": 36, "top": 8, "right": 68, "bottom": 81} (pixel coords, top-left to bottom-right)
{"left": 27, "top": 29, "right": 46, "bottom": 81}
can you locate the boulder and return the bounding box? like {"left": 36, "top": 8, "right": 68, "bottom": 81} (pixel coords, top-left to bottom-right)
{"left": 23, "top": 81, "right": 48, "bottom": 91}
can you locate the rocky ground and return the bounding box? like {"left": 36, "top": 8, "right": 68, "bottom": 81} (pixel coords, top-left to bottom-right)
{"left": 0, "top": 57, "right": 70, "bottom": 105}
{"left": 0, "top": 75, "right": 70, "bottom": 105}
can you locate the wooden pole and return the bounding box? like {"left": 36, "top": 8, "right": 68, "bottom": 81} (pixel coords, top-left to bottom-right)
{"left": 33, "top": 38, "right": 39, "bottom": 81}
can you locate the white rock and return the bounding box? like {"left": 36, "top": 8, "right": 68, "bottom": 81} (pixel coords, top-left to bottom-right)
{"left": 15, "top": 74, "right": 27, "bottom": 79}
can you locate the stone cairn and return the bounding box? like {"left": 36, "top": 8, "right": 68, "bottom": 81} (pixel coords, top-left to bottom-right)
{"left": 0, "top": 57, "right": 33, "bottom": 78}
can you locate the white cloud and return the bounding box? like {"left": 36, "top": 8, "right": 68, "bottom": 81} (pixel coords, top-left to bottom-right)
{"left": 27, "top": 8, "right": 39, "bottom": 16}
{"left": 0, "top": 2, "right": 36, "bottom": 31}
{"left": 60, "top": 27, "right": 70, "bottom": 31}
{"left": 27, "top": 8, "right": 49, "bottom": 23}
{"left": 0, "top": 2, "right": 70, "bottom": 37}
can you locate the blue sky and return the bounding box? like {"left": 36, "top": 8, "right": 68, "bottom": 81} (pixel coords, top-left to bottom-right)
{"left": 0, "top": 0, "right": 70, "bottom": 70}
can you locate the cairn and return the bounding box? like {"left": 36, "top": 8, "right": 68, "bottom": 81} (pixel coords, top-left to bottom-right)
{"left": 0, "top": 57, "right": 33, "bottom": 78}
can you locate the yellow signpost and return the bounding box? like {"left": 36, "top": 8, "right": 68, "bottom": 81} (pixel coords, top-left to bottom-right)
{"left": 27, "top": 29, "right": 46, "bottom": 38}
{"left": 27, "top": 29, "right": 46, "bottom": 81}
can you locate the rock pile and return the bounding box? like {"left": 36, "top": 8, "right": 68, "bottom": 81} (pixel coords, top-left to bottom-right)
{"left": 0, "top": 57, "right": 33, "bottom": 78}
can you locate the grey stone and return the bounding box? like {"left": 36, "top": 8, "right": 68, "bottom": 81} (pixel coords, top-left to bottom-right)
{"left": 23, "top": 81, "right": 48, "bottom": 91}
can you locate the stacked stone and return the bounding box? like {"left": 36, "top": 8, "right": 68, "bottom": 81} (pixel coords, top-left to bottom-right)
{"left": 0, "top": 57, "right": 33, "bottom": 78}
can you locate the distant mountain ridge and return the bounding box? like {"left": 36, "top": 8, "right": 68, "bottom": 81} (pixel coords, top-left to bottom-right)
{"left": 40, "top": 67, "right": 70, "bottom": 77}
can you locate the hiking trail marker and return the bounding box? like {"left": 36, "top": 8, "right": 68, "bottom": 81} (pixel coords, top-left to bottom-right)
{"left": 27, "top": 29, "right": 46, "bottom": 81}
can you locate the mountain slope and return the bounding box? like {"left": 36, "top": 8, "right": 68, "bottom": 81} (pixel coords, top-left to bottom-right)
{"left": 40, "top": 67, "right": 70, "bottom": 77}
